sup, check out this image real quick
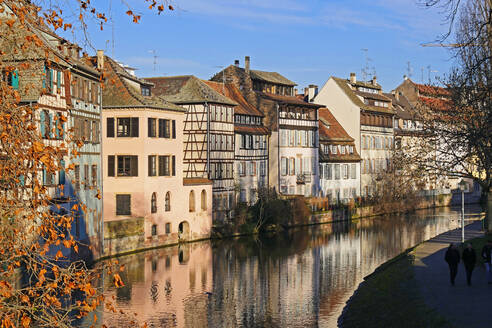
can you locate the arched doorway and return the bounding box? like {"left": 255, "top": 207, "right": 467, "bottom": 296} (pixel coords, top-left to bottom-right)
{"left": 178, "top": 221, "right": 190, "bottom": 241}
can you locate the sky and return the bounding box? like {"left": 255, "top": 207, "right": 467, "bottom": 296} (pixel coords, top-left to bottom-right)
{"left": 59, "top": 0, "right": 457, "bottom": 92}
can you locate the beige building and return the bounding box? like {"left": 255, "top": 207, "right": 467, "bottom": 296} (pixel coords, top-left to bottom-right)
{"left": 313, "top": 73, "right": 395, "bottom": 196}
{"left": 102, "top": 58, "right": 212, "bottom": 254}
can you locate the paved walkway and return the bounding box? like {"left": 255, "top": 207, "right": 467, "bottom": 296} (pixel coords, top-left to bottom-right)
{"left": 413, "top": 220, "right": 488, "bottom": 328}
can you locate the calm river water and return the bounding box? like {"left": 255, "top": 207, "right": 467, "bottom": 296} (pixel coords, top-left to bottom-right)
{"left": 91, "top": 205, "right": 482, "bottom": 328}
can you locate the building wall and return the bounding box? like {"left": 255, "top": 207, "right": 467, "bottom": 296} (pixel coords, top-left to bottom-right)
{"left": 102, "top": 108, "right": 212, "bottom": 243}
{"left": 314, "top": 78, "right": 361, "bottom": 152}
{"left": 319, "top": 162, "right": 360, "bottom": 201}
{"left": 234, "top": 133, "right": 268, "bottom": 203}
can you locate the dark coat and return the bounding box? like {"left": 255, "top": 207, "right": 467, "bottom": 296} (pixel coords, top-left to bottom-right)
{"left": 462, "top": 248, "right": 476, "bottom": 268}
{"left": 445, "top": 247, "right": 460, "bottom": 266}
{"left": 481, "top": 244, "right": 492, "bottom": 263}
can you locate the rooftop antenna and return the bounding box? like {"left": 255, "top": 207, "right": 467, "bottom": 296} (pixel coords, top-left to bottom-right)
{"left": 407, "top": 61, "right": 413, "bottom": 79}
{"left": 149, "top": 50, "right": 158, "bottom": 72}
{"left": 361, "top": 48, "right": 369, "bottom": 81}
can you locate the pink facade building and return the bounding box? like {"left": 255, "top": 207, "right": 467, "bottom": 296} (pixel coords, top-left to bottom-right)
{"left": 101, "top": 57, "right": 212, "bottom": 255}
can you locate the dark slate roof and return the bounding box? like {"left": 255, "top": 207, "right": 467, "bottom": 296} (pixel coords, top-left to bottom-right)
{"left": 103, "top": 57, "right": 186, "bottom": 112}
{"left": 331, "top": 77, "right": 395, "bottom": 114}
{"left": 257, "top": 92, "right": 324, "bottom": 108}
{"left": 250, "top": 69, "right": 296, "bottom": 86}
{"left": 384, "top": 92, "right": 414, "bottom": 120}
{"left": 143, "top": 75, "right": 237, "bottom": 106}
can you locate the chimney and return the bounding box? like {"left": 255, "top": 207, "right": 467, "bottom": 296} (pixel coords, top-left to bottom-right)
{"left": 350, "top": 72, "right": 356, "bottom": 84}
{"left": 234, "top": 59, "right": 240, "bottom": 67}
{"left": 372, "top": 76, "right": 377, "bottom": 85}
{"left": 97, "top": 50, "right": 104, "bottom": 71}
{"left": 308, "top": 84, "right": 318, "bottom": 102}
{"left": 245, "top": 56, "right": 250, "bottom": 75}
{"left": 403, "top": 74, "right": 408, "bottom": 81}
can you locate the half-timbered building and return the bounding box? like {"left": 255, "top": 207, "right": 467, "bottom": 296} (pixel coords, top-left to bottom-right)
{"left": 101, "top": 59, "right": 212, "bottom": 254}
{"left": 144, "top": 76, "right": 237, "bottom": 222}
{"left": 2, "top": 7, "right": 104, "bottom": 259}
{"left": 204, "top": 81, "right": 269, "bottom": 204}
{"left": 211, "top": 57, "right": 323, "bottom": 196}
{"left": 314, "top": 73, "right": 395, "bottom": 196}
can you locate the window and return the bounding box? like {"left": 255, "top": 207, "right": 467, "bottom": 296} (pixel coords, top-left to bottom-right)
{"left": 201, "top": 190, "right": 207, "bottom": 211}
{"left": 40, "top": 110, "right": 51, "bottom": 139}
{"left": 343, "top": 164, "right": 349, "bottom": 179}
{"left": 331, "top": 145, "right": 337, "bottom": 154}
{"left": 165, "top": 192, "right": 171, "bottom": 212}
{"left": 74, "top": 165, "right": 80, "bottom": 191}
{"left": 165, "top": 223, "right": 171, "bottom": 234}
{"left": 148, "top": 155, "right": 157, "bottom": 176}
{"left": 158, "top": 119, "right": 171, "bottom": 138}
{"left": 158, "top": 155, "right": 170, "bottom": 176}
{"left": 91, "top": 120, "right": 99, "bottom": 143}
{"left": 289, "top": 158, "right": 295, "bottom": 176}
{"left": 141, "top": 86, "right": 151, "bottom": 96}
{"left": 325, "top": 164, "right": 332, "bottom": 180}
{"left": 239, "top": 189, "right": 246, "bottom": 202}
{"left": 249, "top": 161, "right": 256, "bottom": 176}
{"left": 117, "top": 155, "right": 138, "bottom": 177}
{"left": 116, "top": 194, "right": 131, "bottom": 215}
{"left": 107, "top": 118, "right": 115, "bottom": 137}
{"left": 295, "top": 158, "right": 301, "bottom": 175}
{"left": 151, "top": 192, "right": 157, "bottom": 213}
{"left": 239, "top": 161, "right": 246, "bottom": 176}
{"left": 43, "top": 66, "right": 53, "bottom": 93}
{"left": 281, "top": 158, "right": 288, "bottom": 176}
{"left": 148, "top": 118, "right": 157, "bottom": 137}
{"left": 117, "top": 118, "right": 139, "bottom": 137}
{"left": 341, "top": 146, "right": 346, "bottom": 154}
{"left": 108, "top": 156, "right": 115, "bottom": 177}
{"left": 189, "top": 190, "right": 195, "bottom": 212}
{"left": 260, "top": 161, "right": 266, "bottom": 176}
{"left": 172, "top": 120, "right": 176, "bottom": 139}
{"left": 351, "top": 164, "right": 356, "bottom": 179}
{"left": 151, "top": 224, "right": 157, "bottom": 236}
{"left": 334, "top": 164, "right": 340, "bottom": 180}
{"left": 91, "top": 164, "right": 97, "bottom": 187}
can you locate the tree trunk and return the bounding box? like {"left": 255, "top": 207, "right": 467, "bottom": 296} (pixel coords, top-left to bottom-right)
{"left": 486, "top": 190, "right": 492, "bottom": 232}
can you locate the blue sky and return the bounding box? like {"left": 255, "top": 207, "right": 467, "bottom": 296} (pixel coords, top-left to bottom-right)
{"left": 63, "top": 0, "right": 456, "bottom": 92}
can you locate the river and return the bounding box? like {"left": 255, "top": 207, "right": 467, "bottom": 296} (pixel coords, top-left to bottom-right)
{"left": 88, "top": 205, "right": 482, "bottom": 328}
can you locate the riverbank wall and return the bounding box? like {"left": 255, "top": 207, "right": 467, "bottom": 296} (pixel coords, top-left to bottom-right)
{"left": 99, "top": 192, "right": 478, "bottom": 260}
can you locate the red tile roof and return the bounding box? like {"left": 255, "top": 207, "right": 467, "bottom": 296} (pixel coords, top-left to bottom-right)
{"left": 419, "top": 96, "right": 452, "bottom": 111}
{"left": 318, "top": 108, "right": 354, "bottom": 142}
{"left": 416, "top": 83, "right": 451, "bottom": 97}
{"left": 203, "top": 81, "right": 264, "bottom": 117}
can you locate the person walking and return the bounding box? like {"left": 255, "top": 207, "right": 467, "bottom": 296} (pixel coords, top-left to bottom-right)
{"left": 481, "top": 240, "right": 492, "bottom": 284}
{"left": 445, "top": 243, "right": 460, "bottom": 286}
{"left": 462, "top": 243, "right": 476, "bottom": 286}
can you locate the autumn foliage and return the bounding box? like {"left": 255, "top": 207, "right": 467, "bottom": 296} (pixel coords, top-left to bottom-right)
{"left": 0, "top": 0, "right": 172, "bottom": 327}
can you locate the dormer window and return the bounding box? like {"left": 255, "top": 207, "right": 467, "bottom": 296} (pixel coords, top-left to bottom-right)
{"left": 141, "top": 86, "right": 151, "bottom": 96}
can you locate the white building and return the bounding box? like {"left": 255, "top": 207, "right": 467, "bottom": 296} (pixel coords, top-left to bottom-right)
{"left": 318, "top": 108, "right": 361, "bottom": 202}
{"left": 313, "top": 73, "right": 395, "bottom": 196}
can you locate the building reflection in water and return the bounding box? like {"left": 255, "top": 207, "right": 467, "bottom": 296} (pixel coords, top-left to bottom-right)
{"left": 93, "top": 206, "right": 478, "bottom": 328}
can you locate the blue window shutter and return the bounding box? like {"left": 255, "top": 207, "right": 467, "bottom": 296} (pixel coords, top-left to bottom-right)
{"left": 59, "top": 160, "right": 65, "bottom": 185}
{"left": 19, "top": 174, "right": 25, "bottom": 186}
{"left": 57, "top": 70, "right": 61, "bottom": 90}
{"left": 48, "top": 113, "right": 53, "bottom": 138}
{"left": 55, "top": 114, "right": 61, "bottom": 139}
{"left": 42, "top": 168, "right": 46, "bottom": 185}
{"left": 40, "top": 111, "right": 46, "bottom": 137}
{"left": 42, "top": 66, "right": 46, "bottom": 89}
{"left": 11, "top": 70, "right": 19, "bottom": 90}
{"left": 49, "top": 69, "right": 53, "bottom": 91}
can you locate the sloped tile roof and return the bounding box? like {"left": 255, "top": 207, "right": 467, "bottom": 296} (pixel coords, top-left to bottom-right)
{"left": 384, "top": 92, "right": 415, "bottom": 120}
{"left": 143, "top": 75, "right": 237, "bottom": 106}
{"left": 203, "top": 81, "right": 264, "bottom": 116}
{"left": 332, "top": 77, "right": 395, "bottom": 114}
{"left": 250, "top": 69, "right": 296, "bottom": 86}
{"left": 416, "top": 83, "right": 450, "bottom": 97}
{"left": 419, "top": 96, "right": 452, "bottom": 111}
{"left": 103, "top": 57, "right": 186, "bottom": 112}
{"left": 318, "top": 108, "right": 354, "bottom": 142}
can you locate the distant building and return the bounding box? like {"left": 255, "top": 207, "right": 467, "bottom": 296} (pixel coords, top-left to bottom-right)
{"left": 101, "top": 59, "right": 212, "bottom": 254}
{"left": 314, "top": 73, "right": 395, "bottom": 196}
{"left": 144, "top": 76, "right": 236, "bottom": 223}
{"left": 318, "top": 108, "right": 361, "bottom": 202}
{"left": 204, "top": 81, "right": 269, "bottom": 204}
{"left": 211, "top": 57, "right": 323, "bottom": 197}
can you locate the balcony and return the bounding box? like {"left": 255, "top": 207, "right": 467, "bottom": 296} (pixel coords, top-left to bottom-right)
{"left": 296, "top": 173, "right": 311, "bottom": 184}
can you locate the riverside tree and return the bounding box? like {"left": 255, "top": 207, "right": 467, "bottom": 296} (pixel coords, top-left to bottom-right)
{"left": 0, "top": 1, "right": 173, "bottom": 327}
{"left": 416, "top": 0, "right": 492, "bottom": 227}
